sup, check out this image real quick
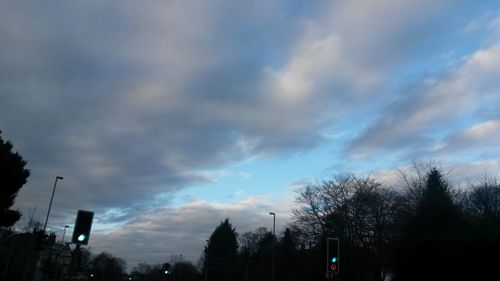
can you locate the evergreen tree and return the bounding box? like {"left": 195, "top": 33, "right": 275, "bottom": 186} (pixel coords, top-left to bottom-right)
{"left": 0, "top": 131, "right": 30, "bottom": 227}
{"left": 277, "top": 228, "right": 300, "bottom": 281}
{"left": 204, "top": 218, "right": 241, "bottom": 281}
{"left": 252, "top": 231, "right": 274, "bottom": 281}
{"left": 394, "top": 168, "right": 467, "bottom": 281}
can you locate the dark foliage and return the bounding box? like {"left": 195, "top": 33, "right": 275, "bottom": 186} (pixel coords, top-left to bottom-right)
{"left": 171, "top": 261, "right": 201, "bottom": 281}
{"left": 203, "top": 218, "right": 241, "bottom": 281}
{"left": 463, "top": 180, "right": 500, "bottom": 280}
{"left": 1, "top": 161, "right": 498, "bottom": 281}
{"left": 89, "top": 252, "right": 126, "bottom": 281}
{"left": 393, "top": 168, "right": 467, "bottom": 281}
{"left": 0, "top": 131, "right": 30, "bottom": 227}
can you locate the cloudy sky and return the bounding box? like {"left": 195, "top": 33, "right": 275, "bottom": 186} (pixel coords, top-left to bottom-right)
{"left": 2, "top": 0, "right": 500, "bottom": 269}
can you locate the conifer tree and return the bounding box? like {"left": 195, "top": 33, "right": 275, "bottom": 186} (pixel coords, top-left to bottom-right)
{"left": 204, "top": 218, "right": 241, "bottom": 281}
{"left": 0, "top": 131, "right": 30, "bottom": 227}
{"left": 394, "top": 168, "right": 466, "bottom": 281}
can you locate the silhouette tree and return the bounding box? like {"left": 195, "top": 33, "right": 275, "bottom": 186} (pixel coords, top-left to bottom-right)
{"left": 0, "top": 131, "right": 30, "bottom": 228}
{"left": 170, "top": 261, "right": 201, "bottom": 281}
{"left": 277, "top": 228, "right": 300, "bottom": 281}
{"left": 252, "top": 230, "right": 274, "bottom": 281}
{"left": 464, "top": 178, "right": 500, "bottom": 279}
{"left": 291, "top": 175, "right": 400, "bottom": 281}
{"left": 89, "top": 252, "right": 126, "bottom": 281}
{"left": 393, "top": 168, "right": 467, "bottom": 281}
{"left": 204, "top": 218, "right": 241, "bottom": 281}
{"left": 130, "top": 263, "right": 154, "bottom": 281}
{"left": 239, "top": 227, "right": 269, "bottom": 259}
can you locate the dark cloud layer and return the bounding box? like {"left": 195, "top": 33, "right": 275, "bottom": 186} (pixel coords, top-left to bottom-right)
{"left": 0, "top": 1, "right": 300, "bottom": 214}
{"left": 0, "top": 1, "right": 330, "bottom": 266}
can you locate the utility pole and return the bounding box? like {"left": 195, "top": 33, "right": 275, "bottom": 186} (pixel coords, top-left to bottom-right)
{"left": 269, "top": 212, "right": 276, "bottom": 281}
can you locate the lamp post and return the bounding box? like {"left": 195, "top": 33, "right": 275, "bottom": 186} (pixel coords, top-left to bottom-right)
{"left": 269, "top": 212, "right": 276, "bottom": 281}
{"left": 205, "top": 239, "right": 209, "bottom": 281}
{"left": 62, "top": 225, "right": 69, "bottom": 243}
{"left": 43, "top": 176, "right": 63, "bottom": 232}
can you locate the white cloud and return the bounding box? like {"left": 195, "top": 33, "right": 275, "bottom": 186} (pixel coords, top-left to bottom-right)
{"left": 85, "top": 193, "right": 294, "bottom": 269}
{"left": 460, "top": 120, "right": 500, "bottom": 140}
{"left": 465, "top": 10, "right": 500, "bottom": 39}
{"left": 436, "top": 120, "right": 500, "bottom": 158}
{"left": 366, "top": 160, "right": 500, "bottom": 191}
{"left": 349, "top": 43, "right": 500, "bottom": 159}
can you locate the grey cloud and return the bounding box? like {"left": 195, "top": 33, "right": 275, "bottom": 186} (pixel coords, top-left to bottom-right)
{"left": 437, "top": 120, "right": 500, "bottom": 159}
{"left": 85, "top": 197, "right": 284, "bottom": 269}
{"left": 348, "top": 43, "right": 500, "bottom": 160}
{"left": 0, "top": 0, "right": 318, "bottom": 234}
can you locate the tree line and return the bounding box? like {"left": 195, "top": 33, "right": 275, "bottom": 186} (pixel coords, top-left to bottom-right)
{"left": 1, "top": 131, "right": 500, "bottom": 280}
{"left": 195, "top": 165, "right": 499, "bottom": 281}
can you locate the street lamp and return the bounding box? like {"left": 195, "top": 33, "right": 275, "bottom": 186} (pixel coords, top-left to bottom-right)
{"left": 269, "top": 212, "right": 276, "bottom": 281}
{"left": 62, "top": 225, "right": 69, "bottom": 243}
{"left": 205, "top": 239, "right": 210, "bottom": 281}
{"left": 43, "top": 176, "right": 64, "bottom": 232}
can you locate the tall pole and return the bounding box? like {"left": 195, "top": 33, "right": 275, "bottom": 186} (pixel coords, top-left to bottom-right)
{"left": 204, "top": 240, "right": 209, "bottom": 281}
{"left": 269, "top": 212, "right": 276, "bottom": 281}
{"left": 43, "top": 176, "right": 63, "bottom": 232}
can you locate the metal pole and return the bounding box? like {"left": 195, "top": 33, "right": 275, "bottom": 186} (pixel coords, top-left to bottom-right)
{"left": 43, "top": 176, "right": 63, "bottom": 232}
{"left": 269, "top": 212, "right": 276, "bottom": 281}
{"left": 204, "top": 240, "right": 209, "bottom": 281}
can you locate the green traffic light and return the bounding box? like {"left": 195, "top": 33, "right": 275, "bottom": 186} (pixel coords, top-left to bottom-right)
{"left": 331, "top": 257, "right": 337, "bottom": 263}
{"left": 78, "top": 234, "right": 86, "bottom": 241}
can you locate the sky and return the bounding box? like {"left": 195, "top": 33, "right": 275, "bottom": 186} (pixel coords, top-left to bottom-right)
{"left": 1, "top": 0, "right": 500, "bottom": 270}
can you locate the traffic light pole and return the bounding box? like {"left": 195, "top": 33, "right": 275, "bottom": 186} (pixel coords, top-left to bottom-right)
{"left": 326, "top": 238, "right": 340, "bottom": 280}
{"left": 70, "top": 245, "right": 82, "bottom": 278}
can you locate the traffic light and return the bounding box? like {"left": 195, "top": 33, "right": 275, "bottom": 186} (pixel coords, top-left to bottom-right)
{"left": 327, "top": 238, "right": 340, "bottom": 273}
{"left": 72, "top": 210, "right": 94, "bottom": 245}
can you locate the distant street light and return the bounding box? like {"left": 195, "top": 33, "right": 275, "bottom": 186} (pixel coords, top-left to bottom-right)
{"left": 43, "top": 176, "right": 64, "bottom": 232}
{"left": 269, "top": 212, "right": 276, "bottom": 281}
{"left": 62, "top": 225, "right": 69, "bottom": 243}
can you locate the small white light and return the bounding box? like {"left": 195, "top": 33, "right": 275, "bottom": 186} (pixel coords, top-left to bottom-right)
{"left": 164, "top": 270, "right": 169, "bottom": 274}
